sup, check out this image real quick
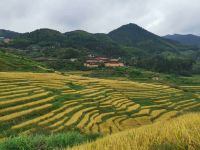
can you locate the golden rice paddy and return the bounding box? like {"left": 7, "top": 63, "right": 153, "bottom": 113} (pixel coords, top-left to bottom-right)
{"left": 0, "top": 72, "right": 199, "bottom": 139}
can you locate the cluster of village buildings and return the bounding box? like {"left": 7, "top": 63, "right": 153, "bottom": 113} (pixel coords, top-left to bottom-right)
{"left": 84, "top": 57, "right": 124, "bottom": 68}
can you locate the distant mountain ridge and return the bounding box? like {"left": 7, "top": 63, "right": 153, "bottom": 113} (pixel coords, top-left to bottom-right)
{"left": 0, "top": 23, "right": 200, "bottom": 74}
{"left": 8, "top": 28, "right": 124, "bottom": 57}
{"left": 1, "top": 24, "right": 192, "bottom": 53}
{"left": 4, "top": 23, "right": 191, "bottom": 56}
{"left": 0, "top": 29, "right": 20, "bottom": 38}
{"left": 109, "top": 23, "right": 160, "bottom": 45}
{"left": 108, "top": 23, "right": 180, "bottom": 53}
{"left": 163, "top": 34, "right": 200, "bottom": 46}
{"left": 64, "top": 30, "right": 123, "bottom": 56}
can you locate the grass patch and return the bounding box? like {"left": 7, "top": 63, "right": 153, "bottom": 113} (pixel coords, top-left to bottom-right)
{"left": 52, "top": 94, "right": 83, "bottom": 108}
{"left": 68, "top": 83, "right": 85, "bottom": 91}
{"left": 0, "top": 132, "right": 100, "bottom": 150}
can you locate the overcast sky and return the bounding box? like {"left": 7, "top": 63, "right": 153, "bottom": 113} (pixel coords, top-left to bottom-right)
{"left": 0, "top": 0, "right": 200, "bottom": 35}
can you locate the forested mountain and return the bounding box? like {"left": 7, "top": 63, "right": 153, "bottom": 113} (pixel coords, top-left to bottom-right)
{"left": 9, "top": 29, "right": 65, "bottom": 48}
{"left": 1, "top": 23, "right": 200, "bottom": 75}
{"left": 5, "top": 24, "right": 196, "bottom": 56}
{"left": 8, "top": 29, "right": 124, "bottom": 57}
{"left": 108, "top": 23, "right": 181, "bottom": 52}
{"left": 0, "top": 29, "right": 20, "bottom": 38}
{"left": 164, "top": 34, "right": 200, "bottom": 46}
{"left": 64, "top": 30, "right": 124, "bottom": 57}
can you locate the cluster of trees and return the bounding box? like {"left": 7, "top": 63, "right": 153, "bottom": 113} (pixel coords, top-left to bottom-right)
{"left": 130, "top": 55, "right": 199, "bottom": 76}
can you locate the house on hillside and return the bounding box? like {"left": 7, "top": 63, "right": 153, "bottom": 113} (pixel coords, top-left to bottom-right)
{"left": 84, "top": 60, "right": 99, "bottom": 68}
{"left": 105, "top": 59, "right": 125, "bottom": 67}
{"left": 84, "top": 57, "right": 124, "bottom": 68}
{"left": 95, "top": 57, "right": 109, "bottom": 63}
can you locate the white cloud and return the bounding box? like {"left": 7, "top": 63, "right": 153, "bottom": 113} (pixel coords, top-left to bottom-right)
{"left": 0, "top": 0, "right": 200, "bottom": 35}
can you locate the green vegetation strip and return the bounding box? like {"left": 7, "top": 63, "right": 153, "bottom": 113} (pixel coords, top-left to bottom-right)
{"left": 0, "top": 132, "right": 100, "bottom": 150}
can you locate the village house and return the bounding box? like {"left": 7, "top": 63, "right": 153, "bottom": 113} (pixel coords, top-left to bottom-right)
{"left": 84, "top": 57, "right": 124, "bottom": 68}
{"left": 95, "top": 57, "right": 109, "bottom": 63}
{"left": 105, "top": 59, "right": 125, "bottom": 67}
{"left": 84, "top": 59, "right": 100, "bottom": 68}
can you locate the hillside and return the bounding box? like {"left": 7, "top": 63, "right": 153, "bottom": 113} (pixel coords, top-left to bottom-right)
{"left": 0, "top": 50, "right": 49, "bottom": 72}
{"left": 8, "top": 29, "right": 124, "bottom": 57}
{"left": 164, "top": 34, "right": 200, "bottom": 46}
{"left": 108, "top": 23, "right": 180, "bottom": 52}
{"left": 7, "top": 23, "right": 196, "bottom": 55}
{"left": 10, "top": 28, "right": 65, "bottom": 48}
{"left": 70, "top": 113, "right": 200, "bottom": 150}
{"left": 0, "top": 29, "right": 20, "bottom": 39}
{"left": 1, "top": 23, "right": 200, "bottom": 74}
{"left": 0, "top": 72, "right": 199, "bottom": 139}
{"left": 64, "top": 30, "right": 124, "bottom": 57}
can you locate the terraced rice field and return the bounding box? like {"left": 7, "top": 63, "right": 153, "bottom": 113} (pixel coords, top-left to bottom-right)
{"left": 180, "top": 85, "right": 200, "bottom": 95}
{"left": 0, "top": 72, "right": 199, "bottom": 139}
